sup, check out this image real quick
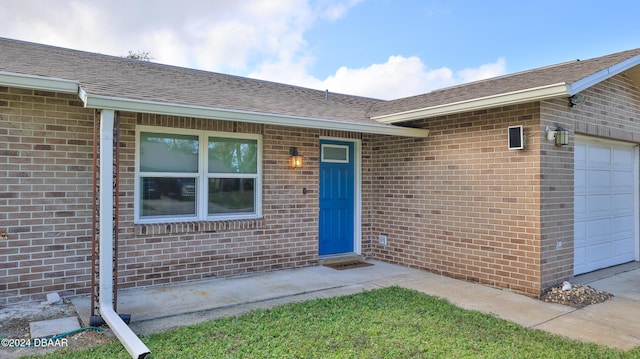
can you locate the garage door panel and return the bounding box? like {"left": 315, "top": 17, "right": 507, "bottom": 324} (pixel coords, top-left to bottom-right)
{"left": 587, "top": 170, "right": 611, "bottom": 190}
{"left": 613, "top": 170, "right": 633, "bottom": 187}
{"left": 574, "top": 137, "right": 638, "bottom": 275}
{"left": 612, "top": 216, "right": 634, "bottom": 234}
{"left": 574, "top": 247, "right": 586, "bottom": 266}
{"left": 613, "top": 195, "right": 634, "bottom": 214}
{"left": 574, "top": 197, "right": 587, "bottom": 218}
{"left": 586, "top": 195, "right": 611, "bottom": 216}
{"left": 574, "top": 220, "right": 586, "bottom": 240}
{"left": 588, "top": 145, "right": 611, "bottom": 164}
{"left": 613, "top": 147, "right": 634, "bottom": 165}
{"left": 587, "top": 242, "right": 612, "bottom": 262}
{"left": 613, "top": 238, "right": 634, "bottom": 255}
{"left": 575, "top": 170, "right": 587, "bottom": 190}
{"left": 586, "top": 218, "right": 611, "bottom": 237}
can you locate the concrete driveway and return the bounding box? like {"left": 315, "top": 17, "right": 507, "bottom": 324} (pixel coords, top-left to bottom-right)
{"left": 71, "top": 260, "right": 640, "bottom": 350}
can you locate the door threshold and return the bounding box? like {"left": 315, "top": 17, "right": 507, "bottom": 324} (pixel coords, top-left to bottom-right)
{"left": 318, "top": 252, "right": 362, "bottom": 265}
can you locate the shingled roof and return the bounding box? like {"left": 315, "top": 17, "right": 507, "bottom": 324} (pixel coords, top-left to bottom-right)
{"left": 0, "top": 38, "right": 430, "bottom": 137}
{"left": 368, "top": 48, "right": 640, "bottom": 123}
{"left": 1, "top": 37, "right": 639, "bottom": 132}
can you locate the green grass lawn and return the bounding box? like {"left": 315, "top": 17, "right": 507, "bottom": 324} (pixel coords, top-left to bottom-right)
{"left": 27, "top": 287, "right": 640, "bottom": 358}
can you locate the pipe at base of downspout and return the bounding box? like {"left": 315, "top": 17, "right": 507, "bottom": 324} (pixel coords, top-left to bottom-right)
{"left": 99, "top": 110, "right": 151, "bottom": 359}
{"left": 99, "top": 304, "right": 150, "bottom": 359}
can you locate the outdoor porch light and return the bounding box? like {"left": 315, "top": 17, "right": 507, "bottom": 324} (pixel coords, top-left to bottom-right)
{"left": 289, "top": 147, "right": 303, "bottom": 168}
{"left": 555, "top": 128, "right": 569, "bottom": 146}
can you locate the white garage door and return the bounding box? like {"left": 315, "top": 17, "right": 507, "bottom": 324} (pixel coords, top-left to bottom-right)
{"left": 574, "top": 136, "right": 638, "bottom": 275}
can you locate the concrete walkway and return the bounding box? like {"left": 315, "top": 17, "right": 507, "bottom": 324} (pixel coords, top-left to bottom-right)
{"left": 71, "top": 260, "right": 640, "bottom": 351}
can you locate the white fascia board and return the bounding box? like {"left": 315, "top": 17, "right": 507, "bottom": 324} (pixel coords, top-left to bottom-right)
{"left": 568, "top": 54, "right": 640, "bottom": 95}
{"left": 372, "top": 83, "right": 570, "bottom": 124}
{"left": 0, "top": 71, "right": 79, "bottom": 93}
{"left": 82, "top": 93, "right": 430, "bottom": 138}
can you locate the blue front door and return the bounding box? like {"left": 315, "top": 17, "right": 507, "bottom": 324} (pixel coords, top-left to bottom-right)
{"left": 319, "top": 139, "right": 355, "bottom": 255}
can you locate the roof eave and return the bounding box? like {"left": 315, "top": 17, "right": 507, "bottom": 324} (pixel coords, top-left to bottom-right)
{"left": 82, "top": 93, "right": 430, "bottom": 138}
{"left": 372, "top": 82, "right": 570, "bottom": 124}
{"left": 0, "top": 71, "right": 428, "bottom": 138}
{"left": 0, "top": 71, "right": 79, "bottom": 94}
{"left": 568, "top": 54, "right": 640, "bottom": 94}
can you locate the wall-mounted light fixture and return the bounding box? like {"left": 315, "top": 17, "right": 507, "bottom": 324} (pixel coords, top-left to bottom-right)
{"left": 569, "top": 93, "right": 587, "bottom": 107}
{"left": 555, "top": 128, "right": 569, "bottom": 145}
{"left": 289, "top": 147, "right": 303, "bottom": 168}
{"left": 545, "top": 126, "right": 569, "bottom": 146}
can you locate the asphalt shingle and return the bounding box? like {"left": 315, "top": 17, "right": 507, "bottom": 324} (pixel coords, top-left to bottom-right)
{"left": 367, "top": 48, "right": 640, "bottom": 118}
{"left": 0, "top": 38, "right": 382, "bottom": 124}
{"left": 2, "top": 38, "right": 639, "bottom": 124}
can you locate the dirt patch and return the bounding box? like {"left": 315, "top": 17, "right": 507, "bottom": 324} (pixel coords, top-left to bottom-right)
{"left": 539, "top": 282, "right": 613, "bottom": 308}
{"left": 0, "top": 299, "right": 114, "bottom": 358}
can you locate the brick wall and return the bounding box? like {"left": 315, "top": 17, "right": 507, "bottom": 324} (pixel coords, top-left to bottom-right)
{"left": 539, "top": 73, "right": 640, "bottom": 288}
{"left": 365, "top": 73, "right": 640, "bottom": 296}
{"left": 0, "top": 86, "right": 360, "bottom": 304}
{"left": 0, "top": 87, "right": 94, "bottom": 304}
{"left": 365, "top": 103, "right": 545, "bottom": 295}
{"left": 3, "top": 73, "right": 637, "bottom": 304}
{"left": 117, "top": 114, "right": 322, "bottom": 290}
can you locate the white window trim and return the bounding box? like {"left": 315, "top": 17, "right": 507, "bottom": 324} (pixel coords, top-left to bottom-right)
{"left": 134, "top": 125, "right": 263, "bottom": 224}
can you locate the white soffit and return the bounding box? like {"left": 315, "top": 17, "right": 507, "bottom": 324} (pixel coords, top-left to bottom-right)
{"left": 372, "top": 83, "right": 570, "bottom": 124}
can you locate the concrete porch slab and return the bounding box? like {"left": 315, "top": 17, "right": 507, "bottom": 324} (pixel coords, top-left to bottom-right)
{"left": 71, "top": 261, "right": 418, "bottom": 328}
{"left": 70, "top": 260, "right": 640, "bottom": 351}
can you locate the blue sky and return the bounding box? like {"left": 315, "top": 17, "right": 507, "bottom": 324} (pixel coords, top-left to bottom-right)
{"left": 1, "top": 0, "right": 639, "bottom": 99}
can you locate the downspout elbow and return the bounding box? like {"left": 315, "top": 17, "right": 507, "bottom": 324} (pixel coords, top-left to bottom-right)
{"left": 98, "top": 303, "right": 150, "bottom": 359}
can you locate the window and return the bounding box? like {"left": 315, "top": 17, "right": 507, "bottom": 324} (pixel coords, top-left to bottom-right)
{"left": 321, "top": 144, "right": 349, "bottom": 163}
{"left": 135, "top": 126, "right": 262, "bottom": 223}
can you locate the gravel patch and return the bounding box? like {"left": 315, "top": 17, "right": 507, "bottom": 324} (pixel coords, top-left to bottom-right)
{"left": 539, "top": 282, "right": 614, "bottom": 308}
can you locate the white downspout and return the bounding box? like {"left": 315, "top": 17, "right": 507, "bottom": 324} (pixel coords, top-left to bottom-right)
{"left": 99, "top": 110, "right": 151, "bottom": 359}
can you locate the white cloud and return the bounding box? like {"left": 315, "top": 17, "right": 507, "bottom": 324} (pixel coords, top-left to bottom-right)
{"left": 457, "top": 57, "right": 507, "bottom": 83}
{"left": 252, "top": 55, "right": 507, "bottom": 100}
{"left": 319, "top": 0, "right": 364, "bottom": 20}
{"left": 0, "top": 0, "right": 316, "bottom": 72}
{"left": 0, "top": 0, "right": 506, "bottom": 100}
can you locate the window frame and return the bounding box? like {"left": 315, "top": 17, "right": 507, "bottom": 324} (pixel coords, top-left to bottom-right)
{"left": 134, "top": 126, "right": 262, "bottom": 224}
{"left": 321, "top": 143, "right": 350, "bottom": 163}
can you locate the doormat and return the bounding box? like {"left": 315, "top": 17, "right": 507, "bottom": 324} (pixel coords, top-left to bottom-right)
{"left": 323, "top": 261, "right": 374, "bottom": 270}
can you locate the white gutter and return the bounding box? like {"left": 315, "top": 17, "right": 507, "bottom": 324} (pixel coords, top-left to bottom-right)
{"left": 0, "top": 71, "right": 79, "bottom": 93}
{"left": 372, "top": 82, "right": 570, "bottom": 124}
{"left": 80, "top": 90, "right": 430, "bottom": 138}
{"left": 99, "top": 110, "right": 151, "bottom": 359}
